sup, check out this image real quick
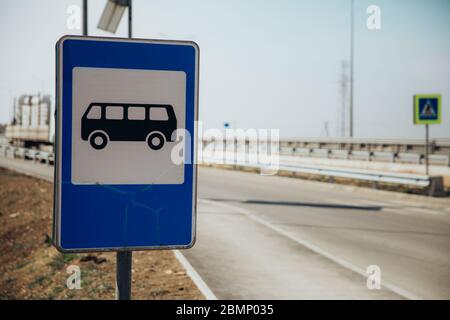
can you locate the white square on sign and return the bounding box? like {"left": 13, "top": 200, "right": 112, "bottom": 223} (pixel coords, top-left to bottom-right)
{"left": 71, "top": 67, "right": 186, "bottom": 185}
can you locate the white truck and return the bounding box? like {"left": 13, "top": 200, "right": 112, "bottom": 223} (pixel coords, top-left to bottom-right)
{"left": 5, "top": 94, "right": 55, "bottom": 150}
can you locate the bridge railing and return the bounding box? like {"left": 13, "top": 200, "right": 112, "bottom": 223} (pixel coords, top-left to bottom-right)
{"left": 200, "top": 139, "right": 446, "bottom": 197}
{"left": 201, "top": 138, "right": 450, "bottom": 167}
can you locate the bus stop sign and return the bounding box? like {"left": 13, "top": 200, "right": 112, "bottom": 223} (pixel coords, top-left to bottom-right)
{"left": 53, "top": 36, "right": 199, "bottom": 252}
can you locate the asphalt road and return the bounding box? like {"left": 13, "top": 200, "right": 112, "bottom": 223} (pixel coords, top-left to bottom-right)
{"left": 184, "top": 167, "right": 450, "bottom": 300}
{"left": 1, "top": 157, "right": 449, "bottom": 299}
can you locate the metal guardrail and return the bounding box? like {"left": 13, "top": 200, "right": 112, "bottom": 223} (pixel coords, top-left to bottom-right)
{"left": 277, "top": 137, "right": 450, "bottom": 146}
{"left": 202, "top": 138, "right": 450, "bottom": 167}
{"left": 0, "top": 143, "right": 446, "bottom": 196}
{"left": 283, "top": 147, "right": 450, "bottom": 166}
{"left": 201, "top": 152, "right": 446, "bottom": 197}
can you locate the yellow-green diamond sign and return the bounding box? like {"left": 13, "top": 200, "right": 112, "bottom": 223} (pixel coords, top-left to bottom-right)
{"left": 414, "top": 94, "right": 442, "bottom": 125}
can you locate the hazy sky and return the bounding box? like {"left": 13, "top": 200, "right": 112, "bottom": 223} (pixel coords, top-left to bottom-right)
{"left": 0, "top": 0, "right": 449, "bottom": 138}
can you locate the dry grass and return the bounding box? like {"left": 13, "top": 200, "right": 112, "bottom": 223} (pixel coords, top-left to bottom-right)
{"left": 0, "top": 168, "right": 203, "bottom": 300}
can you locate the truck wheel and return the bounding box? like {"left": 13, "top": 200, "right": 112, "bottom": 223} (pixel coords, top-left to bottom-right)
{"left": 147, "top": 132, "right": 165, "bottom": 150}
{"left": 89, "top": 132, "right": 108, "bottom": 150}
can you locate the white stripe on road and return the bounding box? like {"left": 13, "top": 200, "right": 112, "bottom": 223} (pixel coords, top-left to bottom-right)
{"left": 201, "top": 198, "right": 422, "bottom": 300}
{"left": 407, "top": 207, "right": 445, "bottom": 216}
{"left": 386, "top": 199, "right": 446, "bottom": 215}
{"left": 332, "top": 198, "right": 445, "bottom": 216}
{"left": 174, "top": 250, "right": 218, "bottom": 300}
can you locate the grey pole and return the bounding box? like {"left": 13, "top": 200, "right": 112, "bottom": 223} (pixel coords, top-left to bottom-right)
{"left": 425, "top": 124, "right": 429, "bottom": 175}
{"left": 128, "top": 0, "right": 132, "bottom": 38}
{"left": 82, "top": 0, "right": 88, "bottom": 36}
{"left": 12, "top": 97, "right": 16, "bottom": 125}
{"left": 116, "top": 251, "right": 132, "bottom": 300}
{"left": 115, "top": 0, "right": 133, "bottom": 301}
{"left": 349, "top": 0, "right": 355, "bottom": 138}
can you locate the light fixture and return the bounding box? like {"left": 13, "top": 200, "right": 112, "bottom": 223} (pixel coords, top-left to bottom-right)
{"left": 97, "top": 0, "right": 130, "bottom": 33}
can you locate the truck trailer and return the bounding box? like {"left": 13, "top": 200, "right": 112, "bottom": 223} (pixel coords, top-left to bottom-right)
{"left": 5, "top": 94, "right": 54, "bottom": 149}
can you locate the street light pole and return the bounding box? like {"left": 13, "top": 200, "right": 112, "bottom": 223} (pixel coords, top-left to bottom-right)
{"left": 82, "top": 0, "right": 88, "bottom": 36}
{"left": 349, "top": 0, "right": 355, "bottom": 138}
{"left": 128, "top": 0, "right": 132, "bottom": 38}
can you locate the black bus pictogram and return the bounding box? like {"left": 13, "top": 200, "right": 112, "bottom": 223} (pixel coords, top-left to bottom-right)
{"left": 81, "top": 103, "right": 177, "bottom": 150}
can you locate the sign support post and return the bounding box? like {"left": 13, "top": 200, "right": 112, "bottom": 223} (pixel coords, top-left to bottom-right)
{"left": 116, "top": 251, "right": 132, "bottom": 300}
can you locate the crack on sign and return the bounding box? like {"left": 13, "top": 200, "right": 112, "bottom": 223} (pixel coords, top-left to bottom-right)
{"left": 62, "top": 165, "right": 177, "bottom": 247}
{"left": 98, "top": 166, "right": 173, "bottom": 247}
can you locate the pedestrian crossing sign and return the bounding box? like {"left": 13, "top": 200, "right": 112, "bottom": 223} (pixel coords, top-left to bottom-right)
{"left": 414, "top": 94, "right": 442, "bottom": 124}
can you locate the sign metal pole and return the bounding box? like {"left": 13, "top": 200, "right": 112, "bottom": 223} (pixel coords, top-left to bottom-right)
{"left": 116, "top": 251, "right": 132, "bottom": 300}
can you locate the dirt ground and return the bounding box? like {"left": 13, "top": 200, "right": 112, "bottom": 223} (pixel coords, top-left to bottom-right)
{"left": 0, "top": 167, "right": 203, "bottom": 300}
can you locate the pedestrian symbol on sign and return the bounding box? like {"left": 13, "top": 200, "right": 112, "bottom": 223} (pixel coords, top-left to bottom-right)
{"left": 419, "top": 99, "right": 438, "bottom": 120}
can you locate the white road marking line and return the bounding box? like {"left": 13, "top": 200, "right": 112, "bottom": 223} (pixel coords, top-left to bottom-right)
{"left": 174, "top": 250, "right": 217, "bottom": 300}
{"left": 339, "top": 199, "right": 446, "bottom": 216}
{"left": 407, "top": 207, "right": 445, "bottom": 216}
{"left": 200, "top": 198, "right": 422, "bottom": 300}
{"left": 349, "top": 199, "right": 410, "bottom": 215}
{"left": 382, "top": 200, "right": 445, "bottom": 216}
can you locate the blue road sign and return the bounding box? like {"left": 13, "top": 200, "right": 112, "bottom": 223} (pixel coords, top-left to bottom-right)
{"left": 414, "top": 94, "right": 442, "bottom": 124}
{"left": 53, "top": 36, "right": 199, "bottom": 252}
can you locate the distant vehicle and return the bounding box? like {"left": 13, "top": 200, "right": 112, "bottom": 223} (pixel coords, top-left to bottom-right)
{"left": 81, "top": 103, "right": 177, "bottom": 150}
{"left": 5, "top": 94, "right": 55, "bottom": 149}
